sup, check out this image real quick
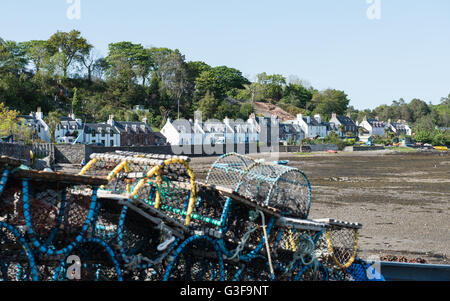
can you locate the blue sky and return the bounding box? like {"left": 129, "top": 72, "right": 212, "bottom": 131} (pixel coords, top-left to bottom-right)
{"left": 1, "top": 0, "right": 449, "bottom": 110}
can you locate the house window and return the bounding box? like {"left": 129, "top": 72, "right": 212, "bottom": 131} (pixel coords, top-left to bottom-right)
{"left": 110, "top": 140, "right": 114, "bottom": 146}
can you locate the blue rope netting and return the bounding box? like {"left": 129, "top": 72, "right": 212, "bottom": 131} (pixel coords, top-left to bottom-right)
{"left": 0, "top": 153, "right": 386, "bottom": 281}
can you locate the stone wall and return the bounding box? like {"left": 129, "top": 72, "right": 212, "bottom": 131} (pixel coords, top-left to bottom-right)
{"left": 84, "top": 143, "right": 267, "bottom": 160}
{"left": 55, "top": 144, "right": 86, "bottom": 164}
{"left": 352, "top": 145, "right": 385, "bottom": 151}
{"left": 2, "top": 142, "right": 342, "bottom": 166}
{"left": 0, "top": 143, "right": 31, "bottom": 165}
{"left": 309, "top": 144, "right": 339, "bottom": 152}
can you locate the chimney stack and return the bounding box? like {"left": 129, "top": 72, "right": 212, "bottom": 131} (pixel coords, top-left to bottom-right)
{"left": 194, "top": 110, "right": 203, "bottom": 123}
{"left": 107, "top": 115, "right": 115, "bottom": 126}
{"left": 314, "top": 114, "right": 322, "bottom": 124}
{"left": 36, "top": 107, "right": 43, "bottom": 119}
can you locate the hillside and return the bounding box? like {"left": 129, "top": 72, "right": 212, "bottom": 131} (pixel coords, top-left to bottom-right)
{"left": 252, "top": 102, "right": 295, "bottom": 122}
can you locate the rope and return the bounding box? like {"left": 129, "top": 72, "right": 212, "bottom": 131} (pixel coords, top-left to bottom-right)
{"left": 124, "top": 254, "right": 157, "bottom": 271}
{"left": 286, "top": 233, "right": 318, "bottom": 274}
{"left": 259, "top": 210, "right": 275, "bottom": 277}
{"left": 226, "top": 210, "right": 259, "bottom": 260}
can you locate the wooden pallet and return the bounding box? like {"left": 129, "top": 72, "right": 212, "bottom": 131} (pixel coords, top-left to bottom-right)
{"left": 10, "top": 169, "right": 108, "bottom": 187}
{"left": 0, "top": 156, "right": 24, "bottom": 167}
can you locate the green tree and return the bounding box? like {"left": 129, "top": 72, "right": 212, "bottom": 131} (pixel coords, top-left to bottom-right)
{"left": 198, "top": 91, "right": 219, "bottom": 119}
{"left": 0, "top": 40, "right": 28, "bottom": 73}
{"left": 238, "top": 103, "right": 254, "bottom": 120}
{"left": 149, "top": 48, "right": 188, "bottom": 117}
{"left": 47, "top": 30, "right": 92, "bottom": 78}
{"left": 195, "top": 70, "right": 222, "bottom": 100}
{"left": 256, "top": 72, "right": 286, "bottom": 102}
{"left": 431, "top": 131, "right": 446, "bottom": 146}
{"left": 213, "top": 66, "right": 250, "bottom": 94}
{"left": 22, "top": 40, "right": 54, "bottom": 74}
{"left": 311, "top": 89, "right": 350, "bottom": 120}
{"left": 408, "top": 98, "right": 430, "bottom": 122}
{"left": 71, "top": 87, "right": 82, "bottom": 117}
{"left": 0, "top": 102, "right": 33, "bottom": 143}
{"left": 106, "top": 42, "right": 153, "bottom": 85}
{"left": 283, "top": 83, "right": 313, "bottom": 109}
{"left": 414, "top": 130, "right": 433, "bottom": 144}
{"left": 45, "top": 111, "right": 62, "bottom": 143}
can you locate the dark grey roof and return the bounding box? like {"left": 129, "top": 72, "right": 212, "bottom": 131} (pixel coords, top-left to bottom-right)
{"left": 335, "top": 115, "right": 355, "bottom": 126}
{"left": 367, "top": 119, "right": 385, "bottom": 128}
{"left": 84, "top": 123, "right": 120, "bottom": 134}
{"left": 280, "top": 123, "right": 297, "bottom": 133}
{"left": 323, "top": 122, "right": 335, "bottom": 131}
{"left": 303, "top": 117, "right": 325, "bottom": 127}
{"left": 60, "top": 117, "right": 81, "bottom": 128}
{"left": 172, "top": 120, "right": 194, "bottom": 133}
{"left": 114, "top": 121, "right": 152, "bottom": 133}
{"left": 390, "top": 123, "right": 408, "bottom": 130}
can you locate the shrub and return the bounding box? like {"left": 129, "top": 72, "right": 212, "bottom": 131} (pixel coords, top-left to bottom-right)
{"left": 432, "top": 131, "right": 446, "bottom": 146}
{"left": 414, "top": 130, "right": 433, "bottom": 144}
{"left": 345, "top": 138, "right": 356, "bottom": 146}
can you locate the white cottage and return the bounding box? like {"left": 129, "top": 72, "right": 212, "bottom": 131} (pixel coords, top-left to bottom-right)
{"left": 160, "top": 118, "right": 194, "bottom": 146}
{"left": 55, "top": 113, "right": 84, "bottom": 144}
{"left": 17, "top": 108, "right": 51, "bottom": 142}
{"left": 289, "top": 114, "right": 327, "bottom": 138}
{"left": 359, "top": 116, "right": 386, "bottom": 136}
{"left": 161, "top": 111, "right": 261, "bottom": 146}
{"left": 387, "top": 119, "right": 412, "bottom": 136}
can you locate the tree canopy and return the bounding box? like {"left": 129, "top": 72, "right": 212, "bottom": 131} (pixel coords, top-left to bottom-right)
{"left": 0, "top": 30, "right": 448, "bottom": 133}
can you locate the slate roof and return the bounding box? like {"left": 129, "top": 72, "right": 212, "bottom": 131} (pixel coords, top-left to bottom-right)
{"left": 390, "top": 122, "right": 408, "bottom": 130}
{"left": 115, "top": 121, "right": 152, "bottom": 133}
{"left": 302, "top": 117, "right": 326, "bottom": 127}
{"left": 367, "top": 119, "right": 385, "bottom": 128}
{"left": 335, "top": 115, "right": 356, "bottom": 126}
{"left": 84, "top": 123, "right": 120, "bottom": 135}
{"left": 171, "top": 120, "right": 194, "bottom": 134}
{"left": 60, "top": 116, "right": 82, "bottom": 129}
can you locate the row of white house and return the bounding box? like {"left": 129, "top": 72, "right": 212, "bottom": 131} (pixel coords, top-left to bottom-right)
{"left": 161, "top": 112, "right": 263, "bottom": 146}
{"left": 161, "top": 111, "right": 412, "bottom": 146}
{"left": 18, "top": 109, "right": 162, "bottom": 146}
{"left": 18, "top": 108, "right": 412, "bottom": 147}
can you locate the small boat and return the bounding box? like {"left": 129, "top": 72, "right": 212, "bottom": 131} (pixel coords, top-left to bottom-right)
{"left": 327, "top": 150, "right": 338, "bottom": 154}
{"left": 434, "top": 146, "right": 448, "bottom": 151}
{"left": 273, "top": 160, "right": 289, "bottom": 165}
